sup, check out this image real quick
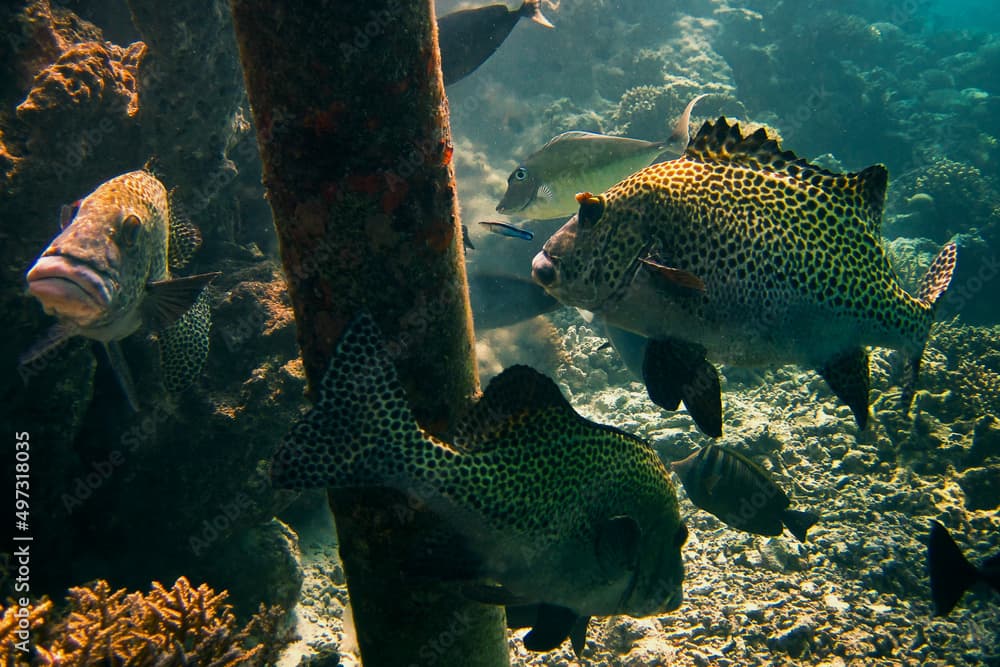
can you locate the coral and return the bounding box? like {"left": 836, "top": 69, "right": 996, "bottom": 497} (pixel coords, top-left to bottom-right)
{"left": 887, "top": 157, "right": 1000, "bottom": 241}
{"left": 922, "top": 320, "right": 1000, "bottom": 422}
{"left": 0, "top": 578, "right": 287, "bottom": 666}
{"left": 16, "top": 40, "right": 143, "bottom": 122}
{"left": 0, "top": 599, "right": 52, "bottom": 659}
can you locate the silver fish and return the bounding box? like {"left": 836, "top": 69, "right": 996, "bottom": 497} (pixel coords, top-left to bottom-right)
{"left": 497, "top": 94, "right": 708, "bottom": 220}
{"left": 23, "top": 170, "right": 219, "bottom": 409}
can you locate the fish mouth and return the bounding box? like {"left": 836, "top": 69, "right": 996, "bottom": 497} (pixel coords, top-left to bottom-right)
{"left": 496, "top": 199, "right": 527, "bottom": 215}
{"left": 531, "top": 250, "right": 558, "bottom": 288}
{"left": 26, "top": 255, "right": 115, "bottom": 324}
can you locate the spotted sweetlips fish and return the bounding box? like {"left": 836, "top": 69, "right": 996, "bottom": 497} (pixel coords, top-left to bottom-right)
{"left": 23, "top": 170, "right": 219, "bottom": 409}
{"left": 531, "top": 117, "right": 957, "bottom": 436}
{"left": 271, "top": 311, "right": 687, "bottom": 655}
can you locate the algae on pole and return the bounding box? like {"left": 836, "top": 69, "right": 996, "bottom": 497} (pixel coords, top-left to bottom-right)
{"left": 228, "top": 1, "right": 508, "bottom": 665}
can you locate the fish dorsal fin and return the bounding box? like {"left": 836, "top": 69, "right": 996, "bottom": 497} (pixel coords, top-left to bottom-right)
{"left": 167, "top": 191, "right": 203, "bottom": 269}
{"left": 686, "top": 117, "right": 888, "bottom": 229}
{"left": 452, "top": 365, "right": 574, "bottom": 449}
{"left": 686, "top": 117, "right": 815, "bottom": 175}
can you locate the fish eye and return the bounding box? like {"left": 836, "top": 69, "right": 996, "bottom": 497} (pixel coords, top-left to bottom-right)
{"left": 514, "top": 167, "right": 527, "bottom": 181}
{"left": 118, "top": 214, "right": 142, "bottom": 247}
{"left": 674, "top": 523, "right": 688, "bottom": 547}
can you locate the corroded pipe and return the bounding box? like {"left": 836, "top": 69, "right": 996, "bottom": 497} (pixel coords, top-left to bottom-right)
{"left": 228, "top": 2, "right": 508, "bottom": 665}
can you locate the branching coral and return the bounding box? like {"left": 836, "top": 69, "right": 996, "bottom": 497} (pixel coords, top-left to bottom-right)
{"left": 924, "top": 320, "right": 1000, "bottom": 420}
{"left": 0, "top": 578, "right": 287, "bottom": 667}
{"left": 888, "top": 157, "right": 1000, "bottom": 241}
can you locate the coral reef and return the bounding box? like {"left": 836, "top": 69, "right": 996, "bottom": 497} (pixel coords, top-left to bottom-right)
{"left": 0, "top": 578, "right": 287, "bottom": 666}
{"left": 886, "top": 157, "right": 1000, "bottom": 242}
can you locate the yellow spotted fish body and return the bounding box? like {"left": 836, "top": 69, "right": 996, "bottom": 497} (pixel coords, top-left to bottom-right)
{"left": 533, "top": 118, "right": 957, "bottom": 434}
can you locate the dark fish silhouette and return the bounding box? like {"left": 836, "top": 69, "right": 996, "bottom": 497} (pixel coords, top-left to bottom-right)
{"left": 438, "top": 0, "right": 554, "bottom": 86}
{"left": 928, "top": 520, "right": 1000, "bottom": 616}
{"left": 671, "top": 444, "right": 819, "bottom": 542}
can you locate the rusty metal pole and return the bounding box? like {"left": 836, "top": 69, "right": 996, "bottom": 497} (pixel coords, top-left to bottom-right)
{"left": 228, "top": 2, "right": 509, "bottom": 665}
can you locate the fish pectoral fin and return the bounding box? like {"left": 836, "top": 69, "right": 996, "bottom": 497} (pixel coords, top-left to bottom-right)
{"left": 643, "top": 339, "right": 723, "bottom": 437}
{"left": 817, "top": 347, "right": 870, "bottom": 429}
{"left": 639, "top": 257, "right": 706, "bottom": 293}
{"left": 596, "top": 515, "right": 641, "bottom": 577}
{"left": 158, "top": 289, "right": 212, "bottom": 393}
{"left": 144, "top": 271, "right": 221, "bottom": 330}
{"left": 19, "top": 323, "right": 77, "bottom": 366}
{"left": 522, "top": 604, "right": 579, "bottom": 653}
{"left": 781, "top": 509, "right": 820, "bottom": 543}
{"left": 103, "top": 341, "right": 140, "bottom": 412}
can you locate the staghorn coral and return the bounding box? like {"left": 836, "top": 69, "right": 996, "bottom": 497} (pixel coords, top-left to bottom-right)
{"left": 0, "top": 599, "right": 52, "bottom": 659}
{"left": 0, "top": 577, "right": 287, "bottom": 667}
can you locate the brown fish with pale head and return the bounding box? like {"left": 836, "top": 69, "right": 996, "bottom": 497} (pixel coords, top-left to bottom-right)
{"left": 23, "top": 170, "right": 219, "bottom": 409}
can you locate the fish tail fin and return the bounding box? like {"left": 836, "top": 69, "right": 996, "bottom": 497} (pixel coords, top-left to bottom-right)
{"left": 929, "top": 520, "right": 979, "bottom": 617}
{"left": 781, "top": 509, "right": 819, "bottom": 543}
{"left": 917, "top": 242, "right": 958, "bottom": 310}
{"left": 270, "top": 311, "right": 428, "bottom": 490}
{"left": 521, "top": 0, "right": 555, "bottom": 28}
{"left": 159, "top": 287, "right": 213, "bottom": 394}
{"left": 900, "top": 242, "right": 958, "bottom": 413}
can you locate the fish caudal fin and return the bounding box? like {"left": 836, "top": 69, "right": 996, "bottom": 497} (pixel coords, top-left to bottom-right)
{"left": 520, "top": 0, "right": 554, "bottom": 28}
{"left": 928, "top": 520, "right": 979, "bottom": 616}
{"left": 159, "top": 288, "right": 212, "bottom": 393}
{"left": 271, "top": 311, "right": 427, "bottom": 490}
{"left": 781, "top": 509, "right": 820, "bottom": 543}
{"left": 166, "top": 194, "right": 203, "bottom": 270}
{"left": 901, "top": 242, "right": 958, "bottom": 413}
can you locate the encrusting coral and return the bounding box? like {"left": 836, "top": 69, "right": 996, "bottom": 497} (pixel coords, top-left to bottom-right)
{"left": 0, "top": 577, "right": 287, "bottom": 666}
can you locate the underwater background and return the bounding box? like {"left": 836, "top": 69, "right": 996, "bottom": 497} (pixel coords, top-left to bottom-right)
{"left": 0, "top": 0, "right": 998, "bottom": 665}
